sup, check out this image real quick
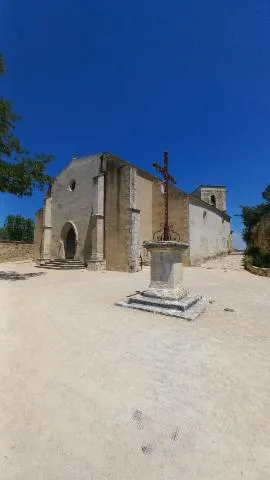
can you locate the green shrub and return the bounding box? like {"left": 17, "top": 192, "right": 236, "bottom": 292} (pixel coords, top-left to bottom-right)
{"left": 0, "top": 214, "right": 34, "bottom": 242}
{"left": 245, "top": 246, "right": 260, "bottom": 256}
{"left": 241, "top": 204, "right": 270, "bottom": 244}
{"left": 240, "top": 184, "right": 270, "bottom": 245}
{"left": 244, "top": 249, "right": 270, "bottom": 269}
{"left": 243, "top": 255, "right": 253, "bottom": 268}
{"left": 253, "top": 252, "right": 270, "bottom": 268}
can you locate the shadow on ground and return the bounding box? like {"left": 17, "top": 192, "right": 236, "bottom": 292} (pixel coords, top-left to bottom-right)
{"left": 0, "top": 271, "right": 46, "bottom": 281}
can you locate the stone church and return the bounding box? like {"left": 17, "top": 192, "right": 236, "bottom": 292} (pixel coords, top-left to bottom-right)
{"left": 34, "top": 152, "right": 231, "bottom": 271}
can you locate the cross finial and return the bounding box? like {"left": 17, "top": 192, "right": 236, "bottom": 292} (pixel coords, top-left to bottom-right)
{"left": 152, "top": 152, "right": 176, "bottom": 241}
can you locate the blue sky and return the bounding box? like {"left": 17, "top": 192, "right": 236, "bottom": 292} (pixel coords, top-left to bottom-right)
{"left": 1, "top": 0, "right": 270, "bottom": 248}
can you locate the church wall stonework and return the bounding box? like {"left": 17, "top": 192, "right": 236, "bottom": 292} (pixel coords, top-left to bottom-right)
{"left": 42, "top": 196, "right": 52, "bottom": 259}
{"left": 105, "top": 159, "right": 125, "bottom": 271}
{"left": 152, "top": 183, "right": 190, "bottom": 265}
{"left": 34, "top": 208, "right": 43, "bottom": 260}
{"left": 123, "top": 165, "right": 140, "bottom": 272}
{"left": 50, "top": 155, "right": 101, "bottom": 261}
{"left": 136, "top": 172, "right": 153, "bottom": 263}
{"left": 105, "top": 159, "right": 148, "bottom": 271}
{"left": 189, "top": 196, "right": 231, "bottom": 264}
{"left": 105, "top": 159, "right": 132, "bottom": 271}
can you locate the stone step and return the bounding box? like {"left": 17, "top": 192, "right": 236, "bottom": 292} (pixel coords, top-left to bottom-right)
{"left": 116, "top": 294, "right": 208, "bottom": 321}
{"left": 41, "top": 260, "right": 83, "bottom": 265}
{"left": 37, "top": 259, "right": 86, "bottom": 270}
{"left": 43, "top": 259, "right": 83, "bottom": 263}
{"left": 127, "top": 293, "right": 201, "bottom": 312}
{"left": 38, "top": 265, "right": 85, "bottom": 270}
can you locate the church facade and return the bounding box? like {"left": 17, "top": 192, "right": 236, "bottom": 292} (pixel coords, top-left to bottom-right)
{"left": 34, "top": 153, "right": 231, "bottom": 271}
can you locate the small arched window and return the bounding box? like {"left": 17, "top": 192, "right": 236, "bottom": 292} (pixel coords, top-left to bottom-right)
{"left": 211, "top": 194, "right": 216, "bottom": 207}
{"left": 69, "top": 180, "right": 76, "bottom": 191}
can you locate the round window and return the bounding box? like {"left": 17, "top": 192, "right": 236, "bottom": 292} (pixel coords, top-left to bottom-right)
{"left": 69, "top": 180, "right": 76, "bottom": 191}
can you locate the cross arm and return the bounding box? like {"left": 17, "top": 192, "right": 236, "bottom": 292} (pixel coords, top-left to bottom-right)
{"left": 152, "top": 162, "right": 165, "bottom": 174}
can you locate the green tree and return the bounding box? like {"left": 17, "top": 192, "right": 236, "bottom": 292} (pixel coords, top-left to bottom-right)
{"left": 0, "top": 53, "right": 53, "bottom": 196}
{"left": 0, "top": 214, "right": 34, "bottom": 242}
{"left": 240, "top": 184, "right": 270, "bottom": 245}
{"left": 262, "top": 184, "right": 270, "bottom": 202}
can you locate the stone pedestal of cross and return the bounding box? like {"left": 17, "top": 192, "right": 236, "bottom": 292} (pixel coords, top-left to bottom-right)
{"left": 117, "top": 152, "right": 208, "bottom": 320}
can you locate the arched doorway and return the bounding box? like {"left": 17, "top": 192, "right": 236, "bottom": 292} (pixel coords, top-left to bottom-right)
{"left": 65, "top": 227, "right": 76, "bottom": 259}
{"left": 60, "top": 222, "right": 78, "bottom": 260}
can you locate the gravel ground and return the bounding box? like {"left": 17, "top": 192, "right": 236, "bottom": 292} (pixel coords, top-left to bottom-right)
{"left": 0, "top": 256, "right": 269, "bottom": 480}
{"left": 199, "top": 252, "right": 244, "bottom": 271}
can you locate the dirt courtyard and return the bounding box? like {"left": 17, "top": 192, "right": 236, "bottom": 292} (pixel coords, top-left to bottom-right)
{"left": 0, "top": 255, "right": 269, "bottom": 479}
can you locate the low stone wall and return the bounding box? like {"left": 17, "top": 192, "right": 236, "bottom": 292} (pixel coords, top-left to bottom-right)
{"left": 0, "top": 241, "right": 34, "bottom": 263}
{"left": 246, "top": 263, "right": 270, "bottom": 277}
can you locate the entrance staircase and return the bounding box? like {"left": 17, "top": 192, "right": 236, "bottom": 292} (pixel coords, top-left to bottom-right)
{"left": 37, "top": 259, "right": 86, "bottom": 270}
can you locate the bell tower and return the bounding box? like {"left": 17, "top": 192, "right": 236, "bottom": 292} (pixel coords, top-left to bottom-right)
{"left": 192, "top": 185, "right": 227, "bottom": 212}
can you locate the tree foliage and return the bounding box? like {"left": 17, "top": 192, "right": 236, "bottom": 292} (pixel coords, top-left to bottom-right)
{"left": 262, "top": 184, "right": 270, "bottom": 202}
{"left": 0, "top": 214, "right": 34, "bottom": 242}
{"left": 0, "top": 53, "right": 53, "bottom": 196}
{"left": 240, "top": 185, "right": 270, "bottom": 245}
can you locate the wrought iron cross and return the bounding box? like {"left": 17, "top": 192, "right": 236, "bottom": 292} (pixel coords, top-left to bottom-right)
{"left": 153, "top": 151, "right": 176, "bottom": 241}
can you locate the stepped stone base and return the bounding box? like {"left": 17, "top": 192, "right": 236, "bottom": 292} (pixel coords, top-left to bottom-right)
{"left": 116, "top": 289, "right": 208, "bottom": 321}
{"left": 117, "top": 240, "right": 208, "bottom": 321}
